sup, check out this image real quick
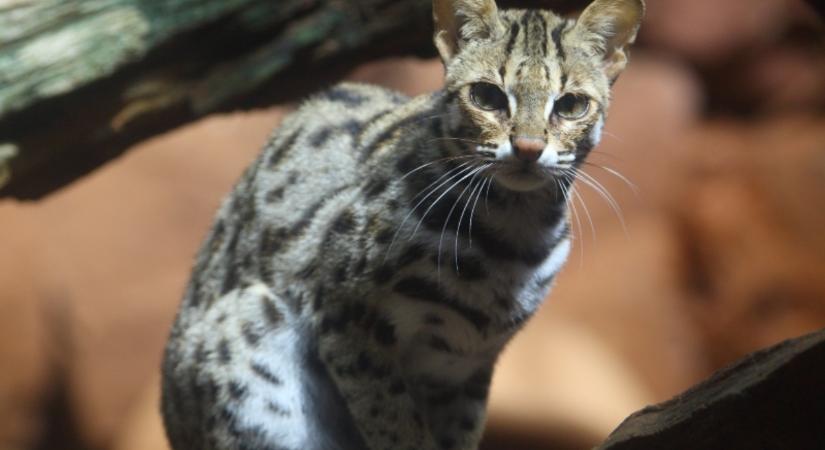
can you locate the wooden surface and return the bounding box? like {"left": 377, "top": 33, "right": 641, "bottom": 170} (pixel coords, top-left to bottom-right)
{"left": 0, "top": 0, "right": 435, "bottom": 199}
{"left": 597, "top": 328, "right": 825, "bottom": 450}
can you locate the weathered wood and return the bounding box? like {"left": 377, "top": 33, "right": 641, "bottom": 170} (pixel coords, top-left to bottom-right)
{"left": 597, "top": 328, "right": 825, "bottom": 450}
{"left": 0, "top": 0, "right": 588, "bottom": 200}
{"left": 0, "top": 0, "right": 437, "bottom": 199}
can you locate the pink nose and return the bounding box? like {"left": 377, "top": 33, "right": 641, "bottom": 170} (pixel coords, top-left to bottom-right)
{"left": 512, "top": 137, "right": 546, "bottom": 162}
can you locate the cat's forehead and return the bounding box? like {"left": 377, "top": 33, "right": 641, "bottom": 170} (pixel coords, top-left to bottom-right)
{"left": 453, "top": 8, "right": 608, "bottom": 98}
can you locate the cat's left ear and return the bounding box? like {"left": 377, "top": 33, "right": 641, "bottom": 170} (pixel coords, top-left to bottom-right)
{"left": 433, "top": 0, "right": 504, "bottom": 63}
{"left": 574, "top": 0, "right": 645, "bottom": 80}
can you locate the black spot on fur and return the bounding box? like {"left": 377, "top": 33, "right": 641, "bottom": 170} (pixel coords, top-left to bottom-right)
{"left": 470, "top": 221, "right": 552, "bottom": 266}
{"left": 460, "top": 415, "right": 476, "bottom": 431}
{"left": 262, "top": 297, "right": 283, "bottom": 326}
{"left": 396, "top": 152, "right": 423, "bottom": 176}
{"left": 268, "top": 127, "right": 302, "bottom": 168}
{"left": 332, "top": 209, "right": 356, "bottom": 233}
{"left": 354, "top": 255, "right": 368, "bottom": 274}
{"left": 373, "top": 317, "right": 396, "bottom": 346}
{"left": 364, "top": 176, "right": 390, "bottom": 198}
{"left": 322, "top": 86, "right": 367, "bottom": 106}
{"left": 396, "top": 243, "right": 426, "bottom": 269}
{"left": 357, "top": 352, "right": 373, "bottom": 372}
{"left": 228, "top": 381, "right": 247, "bottom": 400}
{"left": 369, "top": 406, "right": 381, "bottom": 418}
{"left": 423, "top": 313, "right": 445, "bottom": 326}
{"left": 505, "top": 22, "right": 520, "bottom": 56}
{"left": 428, "top": 390, "right": 458, "bottom": 407}
{"left": 389, "top": 378, "right": 407, "bottom": 395}
{"left": 310, "top": 127, "right": 334, "bottom": 147}
{"left": 360, "top": 110, "right": 435, "bottom": 162}
{"left": 374, "top": 228, "right": 394, "bottom": 245}
{"left": 334, "top": 261, "right": 349, "bottom": 283}
{"left": 373, "top": 265, "right": 394, "bottom": 284}
{"left": 241, "top": 322, "right": 261, "bottom": 346}
{"left": 218, "top": 339, "right": 231, "bottom": 364}
{"left": 393, "top": 276, "right": 490, "bottom": 332}
{"left": 251, "top": 362, "right": 282, "bottom": 385}
{"left": 429, "top": 335, "right": 452, "bottom": 352}
{"left": 266, "top": 401, "right": 291, "bottom": 417}
{"left": 440, "top": 436, "right": 457, "bottom": 450}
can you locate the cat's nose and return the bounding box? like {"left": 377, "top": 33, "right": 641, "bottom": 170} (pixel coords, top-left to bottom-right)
{"left": 511, "top": 136, "right": 545, "bottom": 162}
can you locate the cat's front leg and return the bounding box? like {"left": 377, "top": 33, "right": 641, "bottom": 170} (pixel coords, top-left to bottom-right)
{"left": 316, "top": 304, "right": 439, "bottom": 450}
{"left": 414, "top": 368, "right": 493, "bottom": 450}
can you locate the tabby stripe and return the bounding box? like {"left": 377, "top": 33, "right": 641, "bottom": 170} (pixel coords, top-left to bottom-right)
{"left": 537, "top": 12, "right": 549, "bottom": 58}
{"left": 262, "top": 296, "right": 283, "bottom": 325}
{"left": 266, "top": 401, "right": 291, "bottom": 417}
{"left": 505, "top": 21, "right": 520, "bottom": 56}
{"left": 218, "top": 339, "right": 231, "bottom": 364}
{"left": 280, "top": 184, "right": 352, "bottom": 247}
{"left": 251, "top": 362, "right": 283, "bottom": 385}
{"left": 575, "top": 122, "right": 597, "bottom": 159}
{"left": 321, "top": 86, "right": 367, "bottom": 106}
{"left": 470, "top": 221, "right": 554, "bottom": 266}
{"left": 310, "top": 127, "right": 333, "bottom": 147}
{"left": 520, "top": 12, "right": 531, "bottom": 55}
{"left": 551, "top": 22, "right": 566, "bottom": 61}
{"left": 393, "top": 276, "right": 490, "bottom": 332}
{"left": 359, "top": 110, "right": 433, "bottom": 162}
{"left": 219, "top": 229, "right": 241, "bottom": 295}
{"left": 268, "top": 127, "right": 302, "bottom": 168}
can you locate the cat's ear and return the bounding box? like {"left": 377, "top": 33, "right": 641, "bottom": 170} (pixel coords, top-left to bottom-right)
{"left": 433, "top": 0, "right": 504, "bottom": 63}
{"left": 574, "top": 0, "right": 644, "bottom": 80}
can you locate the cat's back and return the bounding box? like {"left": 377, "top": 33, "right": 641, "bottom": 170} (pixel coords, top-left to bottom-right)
{"left": 162, "top": 82, "right": 414, "bottom": 450}
{"left": 261, "top": 82, "right": 411, "bottom": 183}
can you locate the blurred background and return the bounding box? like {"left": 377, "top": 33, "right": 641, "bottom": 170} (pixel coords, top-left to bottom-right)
{"left": 1, "top": 0, "right": 824, "bottom": 449}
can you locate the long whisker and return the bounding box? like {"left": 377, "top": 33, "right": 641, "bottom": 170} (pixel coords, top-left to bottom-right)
{"left": 399, "top": 154, "right": 476, "bottom": 181}
{"left": 413, "top": 163, "right": 485, "bottom": 240}
{"left": 454, "top": 174, "right": 486, "bottom": 271}
{"left": 581, "top": 161, "right": 639, "bottom": 195}
{"left": 576, "top": 170, "right": 628, "bottom": 237}
{"left": 483, "top": 175, "right": 495, "bottom": 214}
{"left": 557, "top": 178, "right": 585, "bottom": 268}
{"left": 426, "top": 136, "right": 489, "bottom": 146}
{"left": 384, "top": 162, "right": 477, "bottom": 260}
{"left": 467, "top": 176, "right": 489, "bottom": 250}
{"left": 601, "top": 129, "right": 624, "bottom": 143}
{"left": 434, "top": 166, "right": 489, "bottom": 277}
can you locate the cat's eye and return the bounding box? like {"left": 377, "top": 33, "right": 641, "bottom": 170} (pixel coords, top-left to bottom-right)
{"left": 470, "top": 83, "right": 508, "bottom": 112}
{"left": 554, "top": 94, "right": 590, "bottom": 120}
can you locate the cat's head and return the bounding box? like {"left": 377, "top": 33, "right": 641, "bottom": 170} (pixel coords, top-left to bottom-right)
{"left": 434, "top": 0, "right": 643, "bottom": 192}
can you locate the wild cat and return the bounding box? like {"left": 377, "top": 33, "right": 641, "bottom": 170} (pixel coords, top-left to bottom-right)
{"left": 161, "top": 0, "right": 644, "bottom": 449}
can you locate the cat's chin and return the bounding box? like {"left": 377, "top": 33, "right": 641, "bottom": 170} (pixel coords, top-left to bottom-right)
{"left": 493, "top": 170, "right": 552, "bottom": 192}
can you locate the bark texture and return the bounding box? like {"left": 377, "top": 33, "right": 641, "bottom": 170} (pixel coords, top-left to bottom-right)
{"left": 0, "top": 0, "right": 437, "bottom": 199}
{"left": 597, "top": 328, "right": 825, "bottom": 450}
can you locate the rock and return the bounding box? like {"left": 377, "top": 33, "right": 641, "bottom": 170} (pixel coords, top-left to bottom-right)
{"left": 597, "top": 328, "right": 825, "bottom": 450}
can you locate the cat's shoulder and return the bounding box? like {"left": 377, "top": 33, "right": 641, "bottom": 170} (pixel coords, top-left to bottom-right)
{"left": 299, "top": 82, "right": 410, "bottom": 117}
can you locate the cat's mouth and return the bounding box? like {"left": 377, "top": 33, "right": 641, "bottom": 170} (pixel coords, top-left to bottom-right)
{"left": 493, "top": 160, "right": 563, "bottom": 192}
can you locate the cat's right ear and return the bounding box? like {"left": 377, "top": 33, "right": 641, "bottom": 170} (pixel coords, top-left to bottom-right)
{"left": 433, "top": 0, "right": 503, "bottom": 63}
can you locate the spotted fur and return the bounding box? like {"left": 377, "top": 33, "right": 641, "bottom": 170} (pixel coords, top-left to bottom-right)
{"left": 162, "top": 1, "right": 643, "bottom": 449}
